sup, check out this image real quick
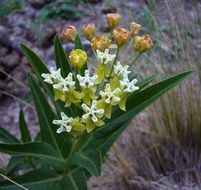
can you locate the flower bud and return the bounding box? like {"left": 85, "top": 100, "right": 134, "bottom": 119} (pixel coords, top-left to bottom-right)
{"left": 134, "top": 35, "right": 153, "bottom": 53}
{"left": 130, "top": 22, "right": 141, "bottom": 37}
{"left": 91, "top": 34, "right": 111, "bottom": 52}
{"left": 112, "top": 28, "right": 130, "bottom": 47}
{"left": 62, "top": 25, "right": 77, "bottom": 43}
{"left": 106, "top": 13, "right": 121, "bottom": 30}
{"left": 82, "top": 24, "right": 95, "bottom": 41}
{"left": 69, "top": 49, "right": 87, "bottom": 69}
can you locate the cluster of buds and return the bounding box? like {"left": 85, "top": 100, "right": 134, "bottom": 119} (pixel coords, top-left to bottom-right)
{"left": 45, "top": 13, "right": 153, "bottom": 137}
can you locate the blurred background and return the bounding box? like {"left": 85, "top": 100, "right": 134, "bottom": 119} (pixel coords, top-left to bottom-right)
{"left": 0, "top": 0, "right": 200, "bottom": 189}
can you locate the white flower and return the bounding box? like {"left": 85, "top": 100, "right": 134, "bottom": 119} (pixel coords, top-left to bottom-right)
{"left": 113, "top": 61, "right": 131, "bottom": 78}
{"left": 41, "top": 67, "right": 62, "bottom": 84}
{"left": 96, "top": 49, "right": 115, "bottom": 65}
{"left": 100, "top": 84, "right": 120, "bottom": 104}
{"left": 53, "top": 73, "right": 75, "bottom": 92}
{"left": 53, "top": 112, "right": 73, "bottom": 133}
{"left": 82, "top": 100, "right": 104, "bottom": 122}
{"left": 120, "top": 78, "right": 139, "bottom": 93}
{"left": 77, "top": 70, "right": 97, "bottom": 88}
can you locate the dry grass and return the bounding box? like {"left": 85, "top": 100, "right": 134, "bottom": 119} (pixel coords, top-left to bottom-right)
{"left": 91, "top": 0, "right": 201, "bottom": 189}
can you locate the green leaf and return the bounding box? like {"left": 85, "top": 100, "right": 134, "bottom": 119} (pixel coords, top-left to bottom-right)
{"left": 54, "top": 34, "right": 72, "bottom": 78}
{"left": 99, "top": 120, "right": 131, "bottom": 156}
{"left": 0, "top": 169, "right": 87, "bottom": 190}
{"left": 19, "top": 110, "right": 31, "bottom": 143}
{"left": 28, "top": 73, "right": 72, "bottom": 158}
{"left": 83, "top": 120, "right": 132, "bottom": 158}
{"left": 71, "top": 149, "right": 102, "bottom": 177}
{"left": 94, "top": 71, "right": 193, "bottom": 138}
{"left": 20, "top": 43, "right": 71, "bottom": 116}
{"left": 0, "top": 142, "right": 66, "bottom": 170}
{"left": 4, "top": 156, "right": 29, "bottom": 176}
{"left": 136, "top": 73, "right": 158, "bottom": 89}
{"left": 0, "top": 126, "right": 19, "bottom": 144}
{"left": 74, "top": 33, "right": 84, "bottom": 50}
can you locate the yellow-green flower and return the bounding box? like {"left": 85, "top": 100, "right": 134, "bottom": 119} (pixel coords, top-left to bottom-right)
{"left": 81, "top": 100, "right": 104, "bottom": 133}
{"left": 98, "top": 84, "right": 120, "bottom": 119}
{"left": 69, "top": 49, "right": 87, "bottom": 69}
{"left": 53, "top": 73, "right": 83, "bottom": 107}
{"left": 95, "top": 49, "right": 115, "bottom": 84}
{"left": 41, "top": 67, "right": 62, "bottom": 84}
{"left": 77, "top": 70, "right": 98, "bottom": 105}
{"left": 53, "top": 112, "right": 85, "bottom": 137}
{"left": 118, "top": 77, "right": 139, "bottom": 111}
{"left": 110, "top": 61, "right": 131, "bottom": 89}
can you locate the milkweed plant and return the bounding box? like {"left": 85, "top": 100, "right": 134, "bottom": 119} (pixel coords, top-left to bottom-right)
{"left": 0, "top": 13, "right": 193, "bottom": 190}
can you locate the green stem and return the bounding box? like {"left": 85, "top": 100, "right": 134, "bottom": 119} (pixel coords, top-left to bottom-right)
{"left": 92, "top": 48, "right": 97, "bottom": 59}
{"left": 95, "top": 84, "right": 99, "bottom": 96}
{"left": 109, "top": 30, "right": 113, "bottom": 41}
{"left": 108, "top": 46, "right": 121, "bottom": 79}
{"left": 88, "top": 57, "right": 97, "bottom": 68}
{"left": 66, "top": 132, "right": 87, "bottom": 170}
{"left": 129, "top": 52, "right": 142, "bottom": 68}
{"left": 125, "top": 50, "right": 136, "bottom": 64}
{"left": 120, "top": 38, "right": 134, "bottom": 63}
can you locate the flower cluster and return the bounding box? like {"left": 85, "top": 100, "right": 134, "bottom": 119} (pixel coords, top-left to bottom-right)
{"left": 42, "top": 13, "right": 153, "bottom": 137}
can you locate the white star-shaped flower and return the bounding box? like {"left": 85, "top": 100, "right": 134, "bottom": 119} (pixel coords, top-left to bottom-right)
{"left": 77, "top": 70, "right": 97, "bottom": 88}
{"left": 113, "top": 61, "right": 131, "bottom": 78}
{"left": 100, "top": 84, "right": 120, "bottom": 104}
{"left": 120, "top": 78, "right": 139, "bottom": 93}
{"left": 41, "top": 67, "right": 62, "bottom": 84}
{"left": 53, "top": 112, "right": 73, "bottom": 133}
{"left": 96, "top": 49, "right": 115, "bottom": 65}
{"left": 53, "top": 73, "right": 75, "bottom": 92}
{"left": 82, "top": 100, "right": 104, "bottom": 122}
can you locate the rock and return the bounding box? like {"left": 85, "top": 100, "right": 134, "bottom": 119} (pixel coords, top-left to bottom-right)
{"left": 4, "top": 51, "right": 20, "bottom": 71}
{"left": 0, "top": 25, "right": 6, "bottom": 33}
{"left": 24, "top": 6, "right": 36, "bottom": 18}
{"left": 13, "top": 26, "right": 24, "bottom": 36}
{"left": 101, "top": 5, "right": 117, "bottom": 14}
{"left": 0, "top": 46, "right": 8, "bottom": 56}
{"left": 43, "top": 27, "right": 56, "bottom": 48}
{"left": 28, "top": 0, "right": 52, "bottom": 9}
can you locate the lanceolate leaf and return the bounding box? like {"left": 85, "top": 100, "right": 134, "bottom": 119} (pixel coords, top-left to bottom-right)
{"left": 0, "top": 169, "right": 87, "bottom": 190}
{"left": 54, "top": 35, "right": 72, "bottom": 78}
{"left": 28, "top": 73, "right": 72, "bottom": 158}
{"left": 71, "top": 149, "right": 102, "bottom": 177}
{"left": 20, "top": 43, "right": 72, "bottom": 116}
{"left": 0, "top": 126, "right": 19, "bottom": 144}
{"left": 94, "top": 71, "right": 193, "bottom": 138}
{"left": 19, "top": 110, "right": 31, "bottom": 143}
{"left": 0, "top": 142, "right": 66, "bottom": 170}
